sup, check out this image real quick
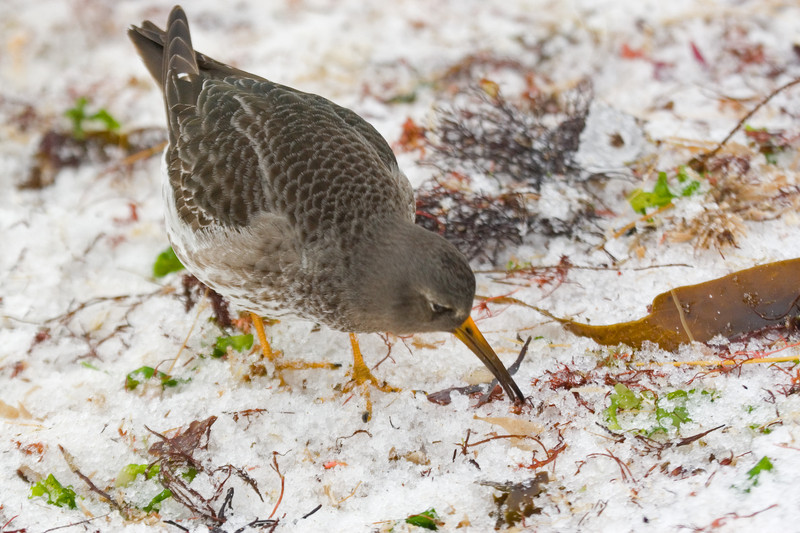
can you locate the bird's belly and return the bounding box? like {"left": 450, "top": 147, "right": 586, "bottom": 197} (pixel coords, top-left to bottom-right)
{"left": 160, "top": 159, "right": 301, "bottom": 320}
{"left": 159, "top": 158, "right": 362, "bottom": 330}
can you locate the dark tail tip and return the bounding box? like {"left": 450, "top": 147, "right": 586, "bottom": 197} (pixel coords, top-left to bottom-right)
{"left": 163, "top": 5, "right": 201, "bottom": 108}
{"left": 164, "top": 6, "right": 198, "bottom": 80}
{"left": 128, "top": 19, "right": 167, "bottom": 86}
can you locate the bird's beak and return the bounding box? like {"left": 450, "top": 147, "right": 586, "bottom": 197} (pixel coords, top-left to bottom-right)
{"left": 453, "top": 316, "right": 524, "bottom": 403}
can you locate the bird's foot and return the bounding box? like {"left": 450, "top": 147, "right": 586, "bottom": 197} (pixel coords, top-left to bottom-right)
{"left": 250, "top": 313, "right": 339, "bottom": 388}
{"left": 341, "top": 333, "right": 400, "bottom": 422}
{"left": 273, "top": 359, "right": 340, "bottom": 388}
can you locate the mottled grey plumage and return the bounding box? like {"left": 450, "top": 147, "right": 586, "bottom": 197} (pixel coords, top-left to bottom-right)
{"left": 129, "top": 6, "right": 524, "bottom": 402}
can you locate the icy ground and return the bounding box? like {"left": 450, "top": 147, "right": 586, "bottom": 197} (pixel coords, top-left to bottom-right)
{"left": 2, "top": 0, "right": 800, "bottom": 532}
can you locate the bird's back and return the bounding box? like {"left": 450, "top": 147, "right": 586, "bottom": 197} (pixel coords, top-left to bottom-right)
{"left": 128, "top": 8, "right": 415, "bottom": 245}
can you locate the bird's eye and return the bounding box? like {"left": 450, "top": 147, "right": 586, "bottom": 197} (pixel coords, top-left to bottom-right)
{"left": 429, "top": 302, "right": 450, "bottom": 314}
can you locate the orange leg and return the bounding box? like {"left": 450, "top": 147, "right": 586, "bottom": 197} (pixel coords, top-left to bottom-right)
{"left": 342, "top": 332, "right": 399, "bottom": 421}
{"left": 250, "top": 313, "right": 274, "bottom": 360}
{"left": 249, "top": 313, "right": 338, "bottom": 386}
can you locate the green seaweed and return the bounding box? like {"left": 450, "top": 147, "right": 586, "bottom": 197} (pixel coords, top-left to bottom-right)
{"left": 212, "top": 334, "right": 254, "bottom": 358}
{"left": 125, "top": 366, "right": 181, "bottom": 390}
{"left": 29, "top": 474, "right": 77, "bottom": 509}
{"left": 153, "top": 247, "right": 185, "bottom": 278}
{"left": 628, "top": 169, "right": 700, "bottom": 214}
{"left": 605, "top": 385, "right": 694, "bottom": 435}
{"left": 746, "top": 456, "right": 774, "bottom": 486}
{"left": 115, "top": 463, "right": 160, "bottom": 487}
{"left": 64, "top": 96, "right": 120, "bottom": 140}
{"left": 143, "top": 488, "right": 172, "bottom": 513}
{"left": 405, "top": 508, "right": 439, "bottom": 530}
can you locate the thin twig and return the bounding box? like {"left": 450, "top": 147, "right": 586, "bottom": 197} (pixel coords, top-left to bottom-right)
{"left": 635, "top": 354, "right": 800, "bottom": 367}
{"left": 41, "top": 514, "right": 112, "bottom": 533}
{"left": 268, "top": 453, "right": 285, "bottom": 520}
{"left": 168, "top": 289, "right": 209, "bottom": 373}
{"left": 691, "top": 76, "right": 800, "bottom": 169}
{"left": 58, "top": 445, "right": 126, "bottom": 514}
{"left": 676, "top": 425, "right": 726, "bottom": 447}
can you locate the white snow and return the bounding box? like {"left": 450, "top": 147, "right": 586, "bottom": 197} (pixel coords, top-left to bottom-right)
{"left": 2, "top": 0, "right": 800, "bottom": 532}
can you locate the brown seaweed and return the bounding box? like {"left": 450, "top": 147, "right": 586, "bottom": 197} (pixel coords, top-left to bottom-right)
{"left": 555, "top": 259, "right": 800, "bottom": 350}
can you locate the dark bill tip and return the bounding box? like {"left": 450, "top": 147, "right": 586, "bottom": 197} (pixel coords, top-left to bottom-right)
{"left": 453, "top": 316, "right": 525, "bottom": 403}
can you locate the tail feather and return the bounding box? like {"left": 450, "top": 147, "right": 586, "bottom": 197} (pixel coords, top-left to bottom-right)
{"left": 129, "top": 6, "right": 200, "bottom": 144}
{"left": 128, "top": 6, "right": 200, "bottom": 105}
{"left": 127, "top": 21, "right": 167, "bottom": 86}
{"left": 162, "top": 6, "right": 200, "bottom": 109}
{"left": 129, "top": 6, "right": 266, "bottom": 92}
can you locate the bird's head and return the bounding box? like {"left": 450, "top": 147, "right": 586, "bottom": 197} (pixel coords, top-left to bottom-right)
{"left": 347, "top": 221, "right": 475, "bottom": 335}
{"left": 346, "top": 220, "right": 524, "bottom": 403}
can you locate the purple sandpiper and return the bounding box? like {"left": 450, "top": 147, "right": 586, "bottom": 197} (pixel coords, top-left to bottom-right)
{"left": 128, "top": 6, "right": 525, "bottom": 413}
